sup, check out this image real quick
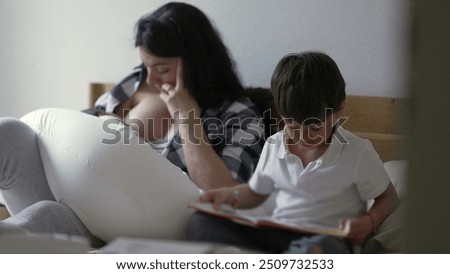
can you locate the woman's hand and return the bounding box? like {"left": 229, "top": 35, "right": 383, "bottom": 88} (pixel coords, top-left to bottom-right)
{"left": 159, "top": 59, "right": 201, "bottom": 122}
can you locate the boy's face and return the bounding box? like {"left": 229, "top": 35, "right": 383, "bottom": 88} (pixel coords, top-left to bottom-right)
{"left": 283, "top": 117, "right": 334, "bottom": 149}
{"left": 283, "top": 103, "right": 345, "bottom": 150}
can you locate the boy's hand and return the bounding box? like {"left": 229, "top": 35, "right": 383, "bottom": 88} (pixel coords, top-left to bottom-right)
{"left": 339, "top": 215, "right": 373, "bottom": 246}
{"left": 199, "top": 187, "right": 239, "bottom": 211}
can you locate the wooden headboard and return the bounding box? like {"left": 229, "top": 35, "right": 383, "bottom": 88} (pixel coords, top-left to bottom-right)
{"left": 342, "top": 96, "right": 407, "bottom": 162}
{"left": 90, "top": 82, "right": 115, "bottom": 107}
{"left": 89, "top": 83, "right": 407, "bottom": 162}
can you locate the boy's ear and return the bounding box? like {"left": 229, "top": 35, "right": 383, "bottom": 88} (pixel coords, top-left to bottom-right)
{"left": 335, "top": 99, "right": 346, "bottom": 118}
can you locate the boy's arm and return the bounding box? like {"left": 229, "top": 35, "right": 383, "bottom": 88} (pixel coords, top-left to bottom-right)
{"left": 366, "top": 182, "right": 398, "bottom": 231}
{"left": 199, "top": 184, "right": 268, "bottom": 210}
{"left": 342, "top": 182, "right": 398, "bottom": 244}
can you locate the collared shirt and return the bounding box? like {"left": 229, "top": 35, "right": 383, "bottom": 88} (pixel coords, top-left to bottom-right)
{"left": 91, "top": 67, "right": 265, "bottom": 183}
{"left": 249, "top": 127, "right": 390, "bottom": 228}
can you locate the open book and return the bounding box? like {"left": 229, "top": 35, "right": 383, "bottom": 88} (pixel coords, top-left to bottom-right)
{"left": 188, "top": 202, "right": 349, "bottom": 238}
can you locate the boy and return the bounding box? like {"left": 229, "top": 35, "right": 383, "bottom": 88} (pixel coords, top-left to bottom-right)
{"left": 186, "top": 51, "right": 398, "bottom": 253}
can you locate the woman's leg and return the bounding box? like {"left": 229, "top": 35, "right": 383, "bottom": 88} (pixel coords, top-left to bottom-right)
{"left": 0, "top": 118, "right": 103, "bottom": 244}
{"left": 2, "top": 200, "right": 104, "bottom": 247}
{"left": 0, "top": 118, "right": 55, "bottom": 214}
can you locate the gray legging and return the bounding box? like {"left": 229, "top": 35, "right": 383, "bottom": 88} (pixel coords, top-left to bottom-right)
{"left": 0, "top": 118, "right": 99, "bottom": 245}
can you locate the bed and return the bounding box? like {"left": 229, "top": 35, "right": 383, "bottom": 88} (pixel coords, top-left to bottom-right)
{"left": 89, "top": 83, "right": 409, "bottom": 253}
{"left": 0, "top": 83, "right": 409, "bottom": 253}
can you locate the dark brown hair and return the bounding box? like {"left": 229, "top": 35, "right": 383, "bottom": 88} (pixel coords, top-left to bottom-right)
{"left": 135, "top": 2, "right": 243, "bottom": 109}
{"left": 270, "top": 51, "right": 346, "bottom": 124}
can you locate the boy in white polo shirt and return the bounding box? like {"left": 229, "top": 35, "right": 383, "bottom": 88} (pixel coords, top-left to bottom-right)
{"left": 186, "top": 51, "right": 398, "bottom": 253}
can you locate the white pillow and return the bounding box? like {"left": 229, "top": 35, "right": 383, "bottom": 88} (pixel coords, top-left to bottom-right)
{"left": 368, "top": 160, "right": 408, "bottom": 252}
{"left": 21, "top": 108, "right": 200, "bottom": 242}
{"left": 383, "top": 160, "right": 407, "bottom": 197}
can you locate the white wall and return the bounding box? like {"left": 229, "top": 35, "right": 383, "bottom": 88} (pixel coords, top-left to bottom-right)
{"left": 0, "top": 0, "right": 410, "bottom": 118}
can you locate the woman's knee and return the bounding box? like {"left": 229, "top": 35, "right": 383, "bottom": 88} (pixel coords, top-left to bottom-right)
{"left": 9, "top": 200, "right": 74, "bottom": 223}
{"left": 0, "top": 118, "right": 41, "bottom": 191}
{"left": 32, "top": 200, "right": 71, "bottom": 215}
{"left": 4, "top": 200, "right": 104, "bottom": 247}
{"left": 0, "top": 118, "right": 36, "bottom": 146}
{"left": 6, "top": 200, "right": 88, "bottom": 235}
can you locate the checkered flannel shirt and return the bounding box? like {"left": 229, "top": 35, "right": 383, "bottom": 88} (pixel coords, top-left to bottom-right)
{"left": 92, "top": 66, "right": 265, "bottom": 183}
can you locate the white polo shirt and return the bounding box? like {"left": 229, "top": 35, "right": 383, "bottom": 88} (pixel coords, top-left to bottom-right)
{"left": 248, "top": 127, "right": 390, "bottom": 228}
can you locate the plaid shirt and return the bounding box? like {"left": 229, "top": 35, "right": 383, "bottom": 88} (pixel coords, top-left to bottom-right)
{"left": 93, "top": 67, "right": 265, "bottom": 183}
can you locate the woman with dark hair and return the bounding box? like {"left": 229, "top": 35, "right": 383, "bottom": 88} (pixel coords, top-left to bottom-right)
{"left": 0, "top": 2, "right": 264, "bottom": 244}
{"left": 94, "top": 2, "right": 263, "bottom": 189}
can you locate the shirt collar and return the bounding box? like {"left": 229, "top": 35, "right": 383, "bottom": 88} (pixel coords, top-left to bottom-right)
{"left": 277, "top": 126, "right": 346, "bottom": 166}
{"left": 277, "top": 132, "right": 289, "bottom": 159}
{"left": 321, "top": 126, "right": 346, "bottom": 165}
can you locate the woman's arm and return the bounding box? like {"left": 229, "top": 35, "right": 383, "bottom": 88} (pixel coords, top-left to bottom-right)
{"left": 179, "top": 118, "right": 240, "bottom": 190}
{"left": 160, "top": 60, "right": 263, "bottom": 190}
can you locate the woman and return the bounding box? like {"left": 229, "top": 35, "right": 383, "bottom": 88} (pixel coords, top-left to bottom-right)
{"left": 0, "top": 2, "right": 264, "bottom": 243}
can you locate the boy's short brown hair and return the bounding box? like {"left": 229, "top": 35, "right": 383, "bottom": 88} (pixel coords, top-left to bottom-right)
{"left": 270, "top": 51, "right": 346, "bottom": 124}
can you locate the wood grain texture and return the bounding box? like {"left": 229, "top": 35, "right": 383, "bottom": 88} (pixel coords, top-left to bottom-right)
{"left": 342, "top": 95, "right": 408, "bottom": 161}
{"left": 89, "top": 82, "right": 115, "bottom": 107}
{"left": 343, "top": 95, "right": 407, "bottom": 135}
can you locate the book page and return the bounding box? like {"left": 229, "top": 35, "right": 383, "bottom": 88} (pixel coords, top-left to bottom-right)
{"left": 188, "top": 202, "right": 349, "bottom": 237}
{"left": 187, "top": 202, "right": 262, "bottom": 227}
{"left": 256, "top": 217, "right": 349, "bottom": 237}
